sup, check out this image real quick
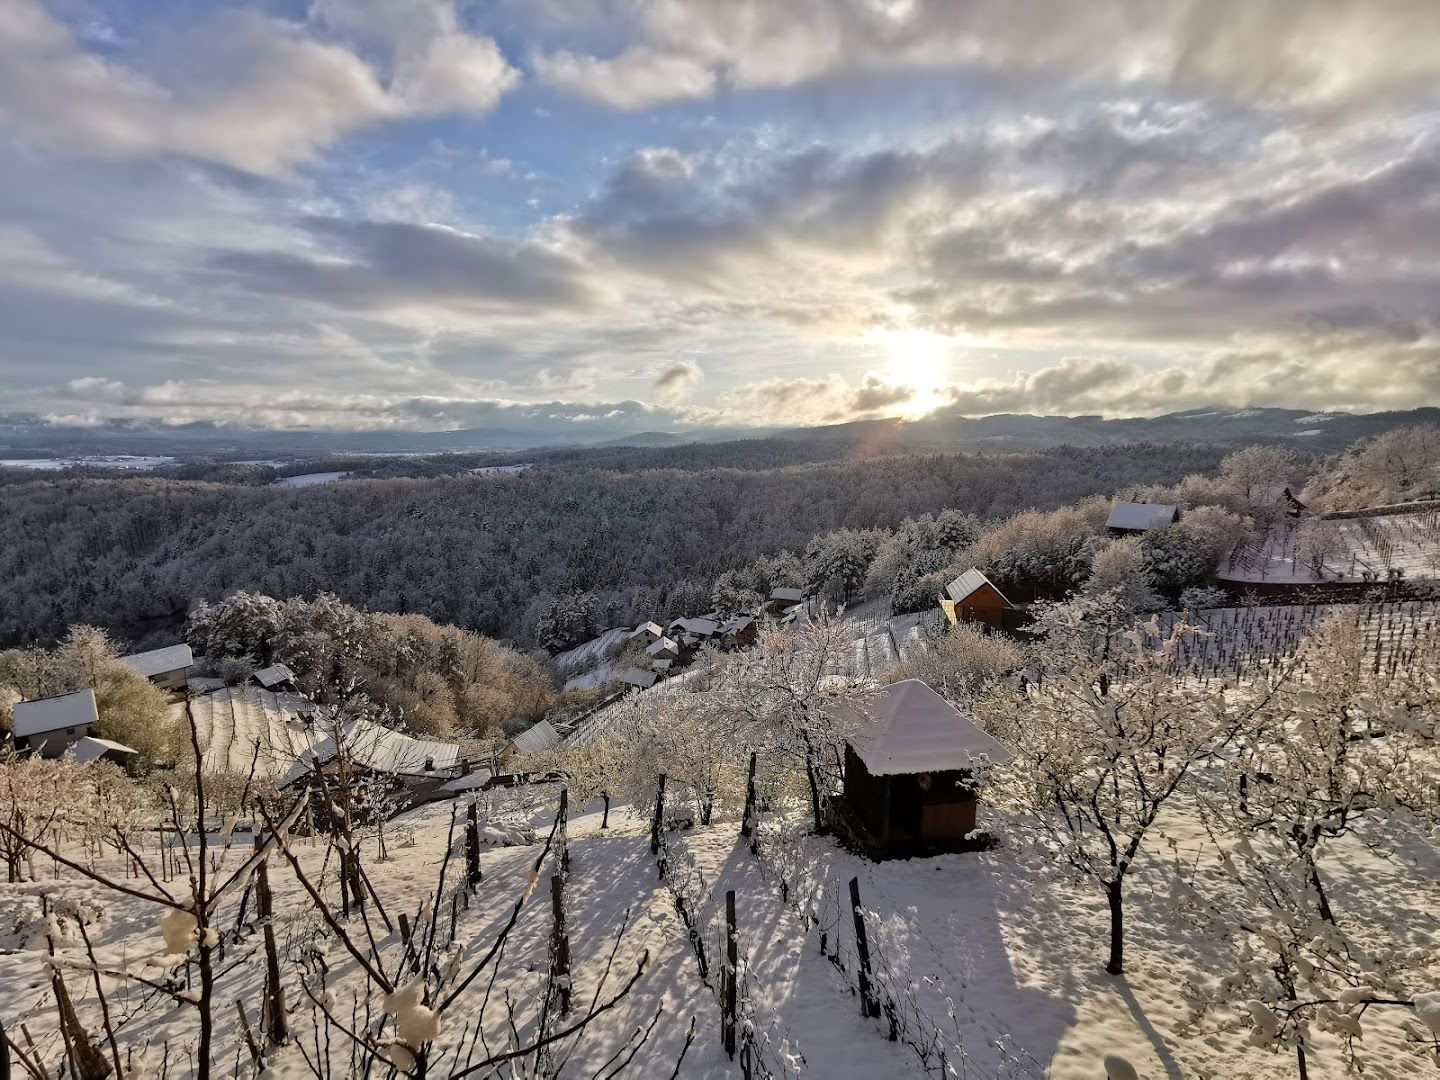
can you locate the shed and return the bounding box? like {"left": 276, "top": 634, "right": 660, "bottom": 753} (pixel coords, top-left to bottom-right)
{"left": 829, "top": 680, "right": 1010, "bottom": 859}
{"left": 1106, "top": 501, "right": 1180, "bottom": 534}
{"left": 72, "top": 736, "right": 139, "bottom": 766}
{"left": 118, "top": 643, "right": 193, "bottom": 690}
{"left": 252, "top": 662, "right": 298, "bottom": 690}
{"left": 621, "top": 667, "right": 658, "bottom": 690}
{"left": 502, "top": 719, "right": 562, "bottom": 762}
{"left": 10, "top": 689, "right": 99, "bottom": 758}
{"left": 940, "top": 568, "right": 1013, "bottom": 630}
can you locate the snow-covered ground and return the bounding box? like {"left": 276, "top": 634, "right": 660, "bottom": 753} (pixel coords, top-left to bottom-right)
{"left": 5, "top": 787, "right": 1428, "bottom": 1078}
{"left": 274, "top": 471, "right": 351, "bottom": 487}
{"left": 0, "top": 455, "right": 175, "bottom": 470}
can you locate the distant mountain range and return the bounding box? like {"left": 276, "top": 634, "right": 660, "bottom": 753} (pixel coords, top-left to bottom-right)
{"left": 1, "top": 406, "right": 1436, "bottom": 461}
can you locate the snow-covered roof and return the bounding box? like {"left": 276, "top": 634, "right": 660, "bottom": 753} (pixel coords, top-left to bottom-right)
{"left": 1106, "top": 501, "right": 1179, "bottom": 531}
{"left": 675, "top": 617, "right": 719, "bottom": 636}
{"left": 71, "top": 736, "right": 138, "bottom": 764}
{"left": 647, "top": 636, "right": 680, "bottom": 656}
{"left": 622, "top": 667, "right": 658, "bottom": 688}
{"left": 771, "top": 587, "right": 805, "bottom": 603}
{"left": 280, "top": 719, "right": 461, "bottom": 787}
{"left": 439, "top": 768, "right": 493, "bottom": 794}
{"left": 11, "top": 689, "right": 98, "bottom": 737}
{"left": 508, "top": 719, "right": 561, "bottom": 756}
{"left": 833, "top": 680, "right": 1011, "bottom": 776}
{"left": 186, "top": 676, "right": 227, "bottom": 692}
{"left": 629, "top": 621, "right": 664, "bottom": 640}
{"left": 253, "top": 662, "right": 297, "bottom": 689}
{"left": 944, "top": 568, "right": 1011, "bottom": 606}
{"left": 720, "top": 615, "right": 755, "bottom": 635}
{"left": 118, "top": 643, "right": 193, "bottom": 678}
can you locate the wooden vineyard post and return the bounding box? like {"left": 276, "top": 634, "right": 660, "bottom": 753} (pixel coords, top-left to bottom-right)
{"left": 0, "top": 1018, "right": 9, "bottom": 1080}
{"left": 849, "top": 877, "right": 880, "bottom": 1019}
{"left": 740, "top": 752, "right": 758, "bottom": 841}
{"left": 465, "top": 800, "right": 482, "bottom": 890}
{"left": 558, "top": 786, "right": 570, "bottom": 875}
{"left": 650, "top": 774, "right": 667, "bottom": 857}
{"left": 550, "top": 873, "right": 571, "bottom": 1016}
{"left": 723, "top": 889, "right": 738, "bottom": 1059}
{"left": 254, "top": 839, "right": 289, "bottom": 1046}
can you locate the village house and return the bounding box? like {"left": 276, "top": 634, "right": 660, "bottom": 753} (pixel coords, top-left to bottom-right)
{"left": 828, "top": 680, "right": 1010, "bottom": 859}
{"left": 1106, "top": 501, "right": 1180, "bottom": 535}
{"left": 278, "top": 718, "right": 464, "bottom": 809}
{"left": 9, "top": 689, "right": 99, "bottom": 758}
{"left": 118, "top": 643, "right": 193, "bottom": 690}
{"left": 500, "top": 718, "right": 562, "bottom": 763}
{"left": 647, "top": 635, "right": 682, "bottom": 663}
{"left": 629, "top": 621, "right": 665, "bottom": 643}
{"left": 940, "top": 568, "right": 1013, "bottom": 630}
{"left": 719, "top": 615, "right": 758, "bottom": 648}
{"left": 765, "top": 586, "right": 806, "bottom": 616}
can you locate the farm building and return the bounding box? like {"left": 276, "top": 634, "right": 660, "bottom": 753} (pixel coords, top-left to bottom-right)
{"left": 118, "top": 643, "right": 193, "bottom": 690}
{"left": 71, "top": 736, "right": 139, "bottom": 766}
{"left": 629, "top": 621, "right": 665, "bottom": 642}
{"left": 279, "top": 718, "right": 461, "bottom": 792}
{"left": 9, "top": 689, "right": 99, "bottom": 757}
{"left": 622, "top": 667, "right": 659, "bottom": 690}
{"left": 1106, "top": 501, "right": 1180, "bottom": 534}
{"left": 501, "top": 719, "right": 562, "bottom": 762}
{"left": 252, "top": 662, "right": 298, "bottom": 690}
{"left": 939, "top": 568, "right": 1013, "bottom": 630}
{"left": 647, "top": 636, "right": 682, "bottom": 662}
{"left": 719, "top": 615, "right": 758, "bottom": 648}
{"left": 672, "top": 617, "right": 720, "bottom": 641}
{"left": 828, "top": 680, "right": 1010, "bottom": 859}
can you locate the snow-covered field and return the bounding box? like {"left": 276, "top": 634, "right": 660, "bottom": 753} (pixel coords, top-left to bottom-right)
{"left": 274, "top": 471, "right": 351, "bottom": 487}
{"left": 0, "top": 455, "right": 175, "bottom": 470}
{"left": 1221, "top": 512, "right": 1440, "bottom": 584}
{"left": 3, "top": 787, "right": 1429, "bottom": 1078}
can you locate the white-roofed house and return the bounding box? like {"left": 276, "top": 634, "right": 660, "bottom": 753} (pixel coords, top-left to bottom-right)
{"left": 10, "top": 689, "right": 99, "bottom": 758}
{"left": 621, "top": 667, "right": 659, "bottom": 690}
{"left": 629, "top": 621, "right": 665, "bottom": 642}
{"left": 118, "top": 643, "right": 193, "bottom": 690}
{"left": 940, "top": 568, "right": 1014, "bottom": 630}
{"left": 277, "top": 718, "right": 463, "bottom": 815}
{"left": 646, "top": 636, "right": 681, "bottom": 662}
{"left": 828, "top": 679, "right": 1011, "bottom": 859}
{"left": 765, "top": 586, "right": 806, "bottom": 616}
{"left": 1106, "top": 501, "right": 1180, "bottom": 534}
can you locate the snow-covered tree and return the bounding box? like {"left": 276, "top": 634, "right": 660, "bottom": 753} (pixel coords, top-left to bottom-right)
{"left": 718, "top": 613, "right": 873, "bottom": 833}
{"left": 1179, "top": 615, "right": 1439, "bottom": 1075}
{"left": 990, "top": 592, "right": 1267, "bottom": 975}
{"left": 883, "top": 623, "right": 1022, "bottom": 705}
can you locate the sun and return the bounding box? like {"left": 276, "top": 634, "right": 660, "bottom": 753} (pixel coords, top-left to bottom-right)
{"left": 874, "top": 329, "right": 954, "bottom": 418}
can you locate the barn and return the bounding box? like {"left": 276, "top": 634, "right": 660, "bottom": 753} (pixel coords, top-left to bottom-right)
{"left": 939, "top": 568, "right": 1013, "bottom": 630}
{"left": 829, "top": 680, "right": 1010, "bottom": 859}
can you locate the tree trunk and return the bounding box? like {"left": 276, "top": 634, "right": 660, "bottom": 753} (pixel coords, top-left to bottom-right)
{"left": 255, "top": 855, "right": 288, "bottom": 1045}
{"left": 1105, "top": 879, "right": 1125, "bottom": 976}
{"left": 804, "top": 754, "right": 826, "bottom": 836}
{"left": 601, "top": 793, "right": 610, "bottom": 829}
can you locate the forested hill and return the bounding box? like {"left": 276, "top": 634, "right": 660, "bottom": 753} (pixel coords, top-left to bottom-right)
{"left": 0, "top": 443, "right": 1226, "bottom": 650}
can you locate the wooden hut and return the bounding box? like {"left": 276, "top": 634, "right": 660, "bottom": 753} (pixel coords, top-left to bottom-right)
{"left": 939, "top": 568, "right": 1013, "bottom": 630}
{"left": 830, "top": 680, "right": 1010, "bottom": 859}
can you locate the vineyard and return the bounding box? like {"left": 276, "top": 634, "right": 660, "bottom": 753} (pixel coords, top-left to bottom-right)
{"left": 1220, "top": 509, "right": 1440, "bottom": 585}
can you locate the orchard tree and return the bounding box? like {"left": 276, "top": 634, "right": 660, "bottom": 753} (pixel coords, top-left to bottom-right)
{"left": 1180, "top": 615, "right": 1439, "bottom": 1076}
{"left": 883, "top": 623, "right": 1022, "bottom": 705}
{"left": 990, "top": 592, "right": 1273, "bottom": 975}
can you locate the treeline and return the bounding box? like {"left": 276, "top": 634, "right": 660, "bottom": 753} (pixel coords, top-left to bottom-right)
{"left": 0, "top": 443, "right": 1227, "bottom": 650}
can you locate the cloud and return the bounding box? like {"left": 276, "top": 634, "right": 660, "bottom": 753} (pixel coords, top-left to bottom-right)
{"left": 532, "top": 0, "right": 1440, "bottom": 113}
{"left": 208, "top": 217, "right": 609, "bottom": 316}
{"left": 653, "top": 359, "right": 703, "bottom": 404}
{"left": 705, "top": 372, "right": 915, "bottom": 426}
{"left": 0, "top": 0, "right": 517, "bottom": 177}
{"left": 533, "top": 45, "right": 717, "bottom": 110}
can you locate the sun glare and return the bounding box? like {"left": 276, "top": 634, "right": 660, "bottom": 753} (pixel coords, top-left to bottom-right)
{"left": 876, "top": 329, "right": 954, "bottom": 418}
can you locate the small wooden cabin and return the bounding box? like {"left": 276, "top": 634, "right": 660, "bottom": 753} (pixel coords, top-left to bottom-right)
{"left": 830, "top": 680, "right": 1010, "bottom": 859}
{"left": 940, "top": 568, "right": 1013, "bottom": 630}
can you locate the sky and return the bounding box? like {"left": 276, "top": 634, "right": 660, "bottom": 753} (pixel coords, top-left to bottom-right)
{"left": 2, "top": 0, "right": 1439, "bottom": 438}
